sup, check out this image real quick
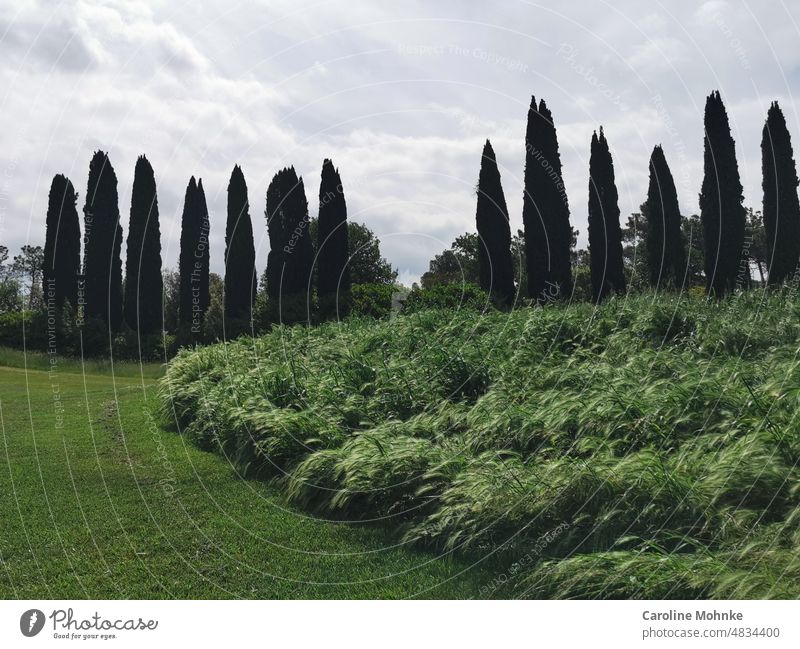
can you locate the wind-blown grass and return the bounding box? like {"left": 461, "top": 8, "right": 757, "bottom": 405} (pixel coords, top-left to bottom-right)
{"left": 160, "top": 290, "right": 800, "bottom": 598}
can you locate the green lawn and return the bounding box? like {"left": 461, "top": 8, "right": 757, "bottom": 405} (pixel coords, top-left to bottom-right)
{"left": 0, "top": 363, "right": 493, "bottom": 598}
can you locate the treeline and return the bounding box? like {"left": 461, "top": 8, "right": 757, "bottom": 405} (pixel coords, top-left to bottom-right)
{"left": 2, "top": 89, "right": 798, "bottom": 357}
{"left": 0, "top": 154, "right": 398, "bottom": 357}
{"left": 456, "top": 91, "right": 799, "bottom": 303}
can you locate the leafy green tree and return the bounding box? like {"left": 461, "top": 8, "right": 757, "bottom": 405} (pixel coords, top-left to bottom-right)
{"left": 43, "top": 175, "right": 81, "bottom": 310}
{"left": 700, "top": 91, "right": 747, "bottom": 295}
{"left": 124, "top": 156, "right": 163, "bottom": 333}
{"left": 83, "top": 151, "right": 123, "bottom": 329}
{"left": 681, "top": 214, "right": 706, "bottom": 288}
{"left": 746, "top": 208, "right": 768, "bottom": 285}
{"left": 621, "top": 212, "right": 648, "bottom": 291}
{"left": 0, "top": 246, "right": 20, "bottom": 312}
{"left": 308, "top": 219, "right": 397, "bottom": 287}
{"left": 421, "top": 230, "right": 527, "bottom": 294}
{"left": 421, "top": 233, "right": 480, "bottom": 288}
{"left": 203, "top": 272, "right": 225, "bottom": 342}
{"left": 0, "top": 278, "right": 20, "bottom": 312}
{"left": 162, "top": 269, "right": 180, "bottom": 333}
{"left": 588, "top": 128, "right": 626, "bottom": 302}
{"left": 761, "top": 101, "right": 800, "bottom": 285}
{"left": 475, "top": 140, "right": 515, "bottom": 305}
{"left": 12, "top": 245, "right": 44, "bottom": 310}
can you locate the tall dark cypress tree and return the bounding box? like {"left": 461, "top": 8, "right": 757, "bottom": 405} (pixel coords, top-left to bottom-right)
{"left": 124, "top": 155, "right": 163, "bottom": 333}
{"left": 83, "top": 150, "right": 123, "bottom": 329}
{"left": 643, "top": 145, "right": 686, "bottom": 289}
{"left": 762, "top": 101, "right": 800, "bottom": 285}
{"left": 178, "top": 176, "right": 197, "bottom": 330}
{"left": 224, "top": 165, "right": 257, "bottom": 322}
{"left": 476, "top": 140, "right": 515, "bottom": 304}
{"left": 178, "top": 177, "right": 210, "bottom": 334}
{"left": 43, "top": 174, "right": 81, "bottom": 309}
{"left": 265, "top": 167, "right": 313, "bottom": 322}
{"left": 587, "top": 128, "right": 626, "bottom": 302}
{"left": 316, "top": 159, "right": 350, "bottom": 318}
{"left": 195, "top": 179, "right": 211, "bottom": 321}
{"left": 700, "top": 91, "right": 747, "bottom": 296}
{"left": 522, "top": 96, "right": 572, "bottom": 303}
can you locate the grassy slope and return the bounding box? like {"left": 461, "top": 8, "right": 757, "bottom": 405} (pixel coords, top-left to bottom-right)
{"left": 0, "top": 364, "right": 493, "bottom": 598}
{"left": 162, "top": 291, "right": 800, "bottom": 599}
{"left": 0, "top": 346, "right": 165, "bottom": 378}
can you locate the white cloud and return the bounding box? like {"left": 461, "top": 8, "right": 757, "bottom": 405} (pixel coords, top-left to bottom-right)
{"left": 1, "top": 0, "right": 799, "bottom": 283}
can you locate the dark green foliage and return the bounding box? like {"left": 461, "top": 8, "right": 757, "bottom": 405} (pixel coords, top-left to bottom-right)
{"left": 421, "top": 231, "right": 527, "bottom": 296}
{"left": 82, "top": 151, "right": 123, "bottom": 330}
{"left": 43, "top": 175, "right": 80, "bottom": 310}
{"left": 224, "top": 165, "right": 257, "bottom": 323}
{"left": 345, "top": 221, "right": 397, "bottom": 285}
{"left": 522, "top": 96, "right": 572, "bottom": 303}
{"left": 643, "top": 145, "right": 686, "bottom": 288}
{"left": 195, "top": 180, "right": 211, "bottom": 317}
{"left": 700, "top": 91, "right": 747, "bottom": 296}
{"left": 761, "top": 101, "right": 800, "bottom": 285}
{"left": 124, "top": 156, "right": 163, "bottom": 333}
{"left": 403, "top": 283, "right": 490, "bottom": 314}
{"left": 588, "top": 129, "right": 626, "bottom": 302}
{"left": 316, "top": 159, "right": 350, "bottom": 319}
{"left": 421, "top": 232, "right": 480, "bottom": 288}
{"left": 265, "top": 167, "right": 313, "bottom": 323}
{"left": 163, "top": 291, "right": 800, "bottom": 599}
{"left": 12, "top": 245, "right": 44, "bottom": 311}
{"left": 681, "top": 214, "right": 706, "bottom": 288}
{"left": 350, "top": 283, "right": 396, "bottom": 319}
{"left": 475, "top": 140, "right": 515, "bottom": 305}
{"left": 178, "top": 177, "right": 210, "bottom": 336}
{"left": 308, "top": 218, "right": 397, "bottom": 289}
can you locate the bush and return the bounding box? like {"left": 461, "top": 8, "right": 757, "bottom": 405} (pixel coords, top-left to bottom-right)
{"left": 350, "top": 283, "right": 397, "bottom": 319}
{"left": 402, "top": 282, "right": 491, "bottom": 314}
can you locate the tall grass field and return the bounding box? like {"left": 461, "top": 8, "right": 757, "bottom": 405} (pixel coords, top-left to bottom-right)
{"left": 161, "top": 291, "right": 800, "bottom": 598}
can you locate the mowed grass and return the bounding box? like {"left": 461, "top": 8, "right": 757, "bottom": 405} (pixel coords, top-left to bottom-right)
{"left": 0, "top": 364, "right": 494, "bottom": 598}
{"left": 0, "top": 346, "right": 166, "bottom": 379}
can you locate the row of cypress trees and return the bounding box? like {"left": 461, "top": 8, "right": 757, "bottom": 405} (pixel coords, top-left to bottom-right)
{"left": 475, "top": 91, "right": 800, "bottom": 303}
{"left": 42, "top": 154, "right": 352, "bottom": 337}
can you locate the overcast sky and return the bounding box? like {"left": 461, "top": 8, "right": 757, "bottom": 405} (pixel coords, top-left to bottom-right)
{"left": 1, "top": 0, "right": 799, "bottom": 285}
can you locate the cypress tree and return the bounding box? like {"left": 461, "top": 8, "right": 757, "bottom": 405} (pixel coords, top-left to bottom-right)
{"left": 124, "top": 155, "right": 163, "bottom": 333}
{"left": 761, "top": 101, "right": 800, "bottom": 285}
{"left": 265, "top": 167, "right": 313, "bottom": 321}
{"left": 476, "top": 140, "right": 515, "bottom": 304}
{"left": 522, "top": 96, "right": 572, "bottom": 303}
{"left": 587, "top": 128, "right": 626, "bottom": 302}
{"left": 316, "top": 158, "right": 350, "bottom": 318}
{"left": 195, "top": 179, "right": 211, "bottom": 321}
{"left": 178, "top": 176, "right": 197, "bottom": 330}
{"left": 178, "top": 177, "right": 210, "bottom": 334}
{"left": 43, "top": 174, "right": 81, "bottom": 310}
{"left": 643, "top": 145, "right": 686, "bottom": 289}
{"left": 700, "top": 91, "right": 747, "bottom": 296}
{"left": 83, "top": 150, "right": 123, "bottom": 329}
{"left": 224, "top": 165, "right": 257, "bottom": 322}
